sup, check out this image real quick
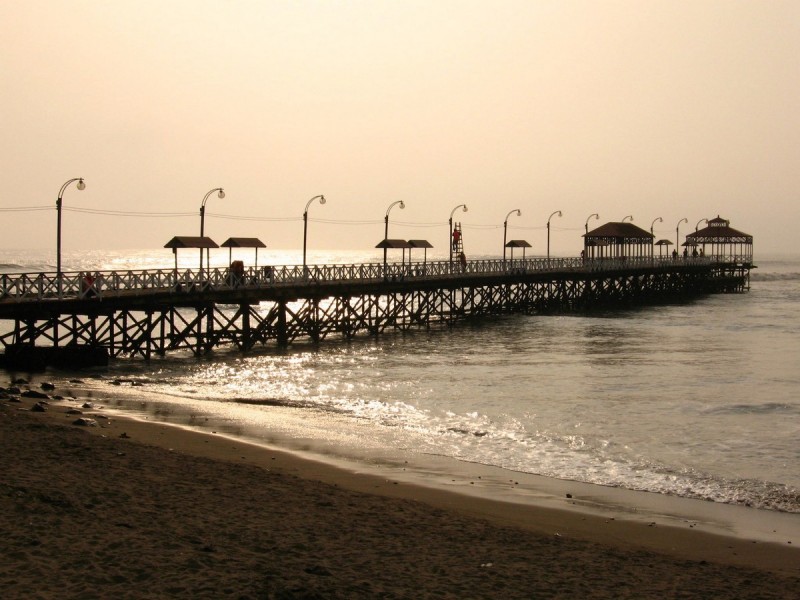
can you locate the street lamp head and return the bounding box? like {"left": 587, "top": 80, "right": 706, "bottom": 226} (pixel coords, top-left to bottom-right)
{"left": 399, "top": 200, "right": 405, "bottom": 210}
{"left": 77, "top": 178, "right": 86, "bottom": 191}
{"left": 217, "top": 189, "right": 225, "bottom": 199}
{"left": 319, "top": 195, "right": 326, "bottom": 206}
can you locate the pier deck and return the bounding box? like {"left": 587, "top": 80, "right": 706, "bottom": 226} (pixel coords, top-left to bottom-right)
{"left": 0, "top": 256, "right": 752, "bottom": 365}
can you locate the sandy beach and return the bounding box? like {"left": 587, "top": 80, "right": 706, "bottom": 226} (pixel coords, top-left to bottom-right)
{"left": 2, "top": 389, "right": 799, "bottom": 599}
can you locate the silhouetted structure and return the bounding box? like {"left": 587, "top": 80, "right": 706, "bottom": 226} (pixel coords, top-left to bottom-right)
{"left": 685, "top": 216, "right": 753, "bottom": 263}
{"left": 583, "top": 222, "right": 654, "bottom": 259}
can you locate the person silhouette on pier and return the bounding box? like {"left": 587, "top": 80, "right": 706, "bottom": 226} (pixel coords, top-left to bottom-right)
{"left": 452, "top": 228, "right": 461, "bottom": 251}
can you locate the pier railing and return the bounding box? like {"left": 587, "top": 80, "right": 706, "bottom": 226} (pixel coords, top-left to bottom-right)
{"left": 0, "top": 256, "right": 715, "bottom": 302}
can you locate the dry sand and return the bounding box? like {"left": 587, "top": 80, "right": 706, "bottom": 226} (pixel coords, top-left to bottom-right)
{"left": 1, "top": 392, "right": 799, "bottom": 599}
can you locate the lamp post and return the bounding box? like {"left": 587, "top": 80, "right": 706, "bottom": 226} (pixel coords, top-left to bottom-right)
{"left": 200, "top": 187, "right": 225, "bottom": 273}
{"left": 676, "top": 217, "right": 688, "bottom": 256}
{"left": 584, "top": 213, "right": 599, "bottom": 259}
{"left": 303, "top": 194, "right": 326, "bottom": 273}
{"left": 503, "top": 209, "right": 521, "bottom": 262}
{"left": 585, "top": 213, "right": 599, "bottom": 235}
{"left": 384, "top": 200, "right": 405, "bottom": 269}
{"left": 649, "top": 217, "right": 663, "bottom": 259}
{"left": 650, "top": 217, "right": 662, "bottom": 236}
{"left": 695, "top": 217, "right": 707, "bottom": 231}
{"left": 622, "top": 215, "right": 633, "bottom": 222}
{"left": 547, "top": 210, "right": 562, "bottom": 261}
{"left": 56, "top": 178, "right": 86, "bottom": 285}
{"left": 449, "top": 203, "right": 468, "bottom": 270}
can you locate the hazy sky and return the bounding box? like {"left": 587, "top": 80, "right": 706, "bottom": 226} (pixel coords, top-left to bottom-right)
{"left": 1, "top": 0, "right": 798, "bottom": 258}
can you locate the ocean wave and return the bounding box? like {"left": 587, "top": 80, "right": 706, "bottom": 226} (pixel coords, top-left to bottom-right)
{"left": 750, "top": 272, "right": 800, "bottom": 282}
{"left": 230, "top": 396, "right": 357, "bottom": 416}
{"left": 648, "top": 470, "right": 800, "bottom": 514}
{"left": 701, "top": 402, "right": 798, "bottom": 415}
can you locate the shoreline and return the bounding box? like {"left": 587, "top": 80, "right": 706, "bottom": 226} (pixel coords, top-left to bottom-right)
{"left": 82, "top": 377, "right": 800, "bottom": 548}
{"left": 2, "top": 389, "right": 800, "bottom": 598}
{"left": 13, "top": 386, "right": 800, "bottom": 577}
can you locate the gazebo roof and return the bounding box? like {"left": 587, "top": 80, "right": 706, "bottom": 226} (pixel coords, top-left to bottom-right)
{"left": 220, "top": 237, "right": 266, "bottom": 249}
{"left": 407, "top": 239, "right": 433, "bottom": 248}
{"left": 164, "top": 236, "right": 219, "bottom": 249}
{"left": 654, "top": 239, "right": 673, "bottom": 246}
{"left": 375, "top": 239, "right": 412, "bottom": 249}
{"left": 505, "top": 239, "right": 532, "bottom": 248}
{"left": 686, "top": 216, "right": 752, "bottom": 243}
{"left": 584, "top": 222, "right": 654, "bottom": 240}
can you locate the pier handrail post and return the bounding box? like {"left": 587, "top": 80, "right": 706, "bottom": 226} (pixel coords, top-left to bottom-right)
{"left": 200, "top": 187, "right": 225, "bottom": 276}
{"left": 503, "top": 209, "right": 521, "bottom": 267}
{"left": 303, "top": 194, "right": 326, "bottom": 277}
{"left": 547, "top": 210, "right": 562, "bottom": 263}
{"left": 56, "top": 177, "right": 85, "bottom": 298}
{"left": 384, "top": 200, "right": 405, "bottom": 272}
{"left": 449, "top": 204, "right": 468, "bottom": 272}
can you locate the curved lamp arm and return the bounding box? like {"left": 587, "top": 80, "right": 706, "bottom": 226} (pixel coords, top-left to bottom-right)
{"left": 622, "top": 215, "right": 633, "bottom": 222}
{"left": 386, "top": 200, "right": 405, "bottom": 216}
{"left": 449, "top": 203, "right": 468, "bottom": 220}
{"left": 695, "top": 218, "right": 707, "bottom": 231}
{"left": 305, "top": 194, "right": 326, "bottom": 215}
{"left": 547, "top": 210, "right": 563, "bottom": 225}
{"left": 650, "top": 216, "right": 663, "bottom": 230}
{"left": 58, "top": 178, "right": 86, "bottom": 200}
{"left": 202, "top": 187, "right": 225, "bottom": 208}
{"left": 585, "top": 213, "right": 599, "bottom": 228}
{"left": 504, "top": 208, "right": 521, "bottom": 224}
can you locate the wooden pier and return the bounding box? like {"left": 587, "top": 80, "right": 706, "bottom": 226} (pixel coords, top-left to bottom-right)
{"left": 0, "top": 255, "right": 752, "bottom": 366}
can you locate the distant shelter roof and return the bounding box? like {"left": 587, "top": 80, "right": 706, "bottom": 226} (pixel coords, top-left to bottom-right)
{"left": 686, "top": 216, "right": 752, "bottom": 244}
{"left": 220, "top": 237, "right": 266, "bottom": 249}
{"left": 584, "top": 222, "right": 654, "bottom": 258}
{"left": 505, "top": 239, "right": 532, "bottom": 248}
{"left": 584, "top": 222, "right": 654, "bottom": 241}
{"left": 164, "top": 236, "right": 219, "bottom": 249}
{"left": 376, "top": 239, "right": 412, "bottom": 249}
{"left": 407, "top": 239, "right": 433, "bottom": 248}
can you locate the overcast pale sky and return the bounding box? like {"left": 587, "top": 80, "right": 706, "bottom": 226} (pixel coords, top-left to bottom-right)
{"left": 1, "top": 0, "right": 798, "bottom": 257}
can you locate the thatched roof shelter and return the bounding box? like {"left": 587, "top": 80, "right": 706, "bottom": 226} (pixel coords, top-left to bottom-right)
{"left": 685, "top": 216, "right": 753, "bottom": 262}
{"left": 376, "top": 239, "right": 412, "bottom": 264}
{"left": 407, "top": 240, "right": 433, "bottom": 264}
{"left": 583, "top": 222, "right": 654, "bottom": 258}
{"left": 221, "top": 237, "right": 267, "bottom": 267}
{"left": 164, "top": 236, "right": 219, "bottom": 270}
{"left": 505, "top": 239, "right": 532, "bottom": 261}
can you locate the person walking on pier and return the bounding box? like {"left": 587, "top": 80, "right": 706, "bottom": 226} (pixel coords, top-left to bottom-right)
{"left": 459, "top": 251, "right": 467, "bottom": 271}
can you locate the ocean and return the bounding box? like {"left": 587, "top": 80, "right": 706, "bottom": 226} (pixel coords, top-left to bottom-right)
{"left": 2, "top": 248, "right": 798, "bottom": 516}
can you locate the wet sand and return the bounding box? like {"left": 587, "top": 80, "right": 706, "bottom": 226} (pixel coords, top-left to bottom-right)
{"left": 1, "top": 392, "right": 799, "bottom": 599}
